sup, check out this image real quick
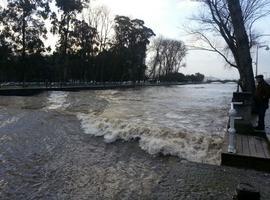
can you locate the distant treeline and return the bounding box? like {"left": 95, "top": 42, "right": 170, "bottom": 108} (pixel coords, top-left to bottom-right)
{"left": 0, "top": 0, "right": 202, "bottom": 83}
{"left": 158, "top": 72, "right": 205, "bottom": 83}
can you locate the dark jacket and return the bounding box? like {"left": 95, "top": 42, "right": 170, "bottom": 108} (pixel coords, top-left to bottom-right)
{"left": 255, "top": 80, "right": 270, "bottom": 108}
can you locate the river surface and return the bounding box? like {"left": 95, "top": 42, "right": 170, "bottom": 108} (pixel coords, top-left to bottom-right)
{"left": 1, "top": 83, "right": 270, "bottom": 199}
{"left": 75, "top": 83, "right": 235, "bottom": 164}
{"left": 2, "top": 83, "right": 235, "bottom": 164}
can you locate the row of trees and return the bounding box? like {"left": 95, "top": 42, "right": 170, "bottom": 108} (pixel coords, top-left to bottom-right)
{"left": 158, "top": 72, "right": 205, "bottom": 83}
{"left": 1, "top": 0, "right": 270, "bottom": 90}
{"left": 0, "top": 0, "right": 188, "bottom": 83}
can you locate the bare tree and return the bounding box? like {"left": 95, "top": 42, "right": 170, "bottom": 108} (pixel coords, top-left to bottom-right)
{"left": 148, "top": 36, "right": 163, "bottom": 79}
{"left": 87, "top": 5, "right": 113, "bottom": 52}
{"left": 148, "top": 36, "right": 186, "bottom": 79}
{"left": 189, "top": 0, "right": 270, "bottom": 92}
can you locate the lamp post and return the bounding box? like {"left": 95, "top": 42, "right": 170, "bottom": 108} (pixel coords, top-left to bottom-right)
{"left": 255, "top": 44, "right": 269, "bottom": 76}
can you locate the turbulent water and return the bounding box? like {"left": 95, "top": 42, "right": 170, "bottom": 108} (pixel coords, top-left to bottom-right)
{"left": 2, "top": 83, "right": 270, "bottom": 200}
{"left": 75, "top": 84, "right": 236, "bottom": 164}
{"left": 0, "top": 83, "right": 236, "bottom": 165}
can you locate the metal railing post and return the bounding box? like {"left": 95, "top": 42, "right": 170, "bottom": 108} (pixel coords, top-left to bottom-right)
{"left": 228, "top": 102, "right": 243, "bottom": 154}
{"left": 228, "top": 103, "right": 237, "bottom": 153}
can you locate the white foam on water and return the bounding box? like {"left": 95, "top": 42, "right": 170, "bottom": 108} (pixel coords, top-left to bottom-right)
{"left": 75, "top": 84, "right": 235, "bottom": 165}
{"left": 104, "top": 131, "right": 119, "bottom": 143}
{"left": 46, "top": 91, "right": 70, "bottom": 110}
{"left": 165, "top": 112, "right": 185, "bottom": 120}
{"left": 77, "top": 113, "right": 104, "bottom": 136}
{"left": 139, "top": 134, "right": 224, "bottom": 164}
{"left": 0, "top": 117, "right": 20, "bottom": 128}
{"left": 77, "top": 112, "right": 224, "bottom": 165}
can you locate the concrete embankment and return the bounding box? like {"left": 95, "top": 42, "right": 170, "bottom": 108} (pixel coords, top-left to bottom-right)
{"left": 0, "top": 82, "right": 186, "bottom": 96}
{"left": 0, "top": 85, "right": 134, "bottom": 96}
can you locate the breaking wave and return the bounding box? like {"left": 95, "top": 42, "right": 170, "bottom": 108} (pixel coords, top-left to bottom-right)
{"left": 41, "top": 84, "right": 235, "bottom": 165}
{"left": 46, "top": 91, "right": 70, "bottom": 110}
{"left": 77, "top": 111, "right": 224, "bottom": 165}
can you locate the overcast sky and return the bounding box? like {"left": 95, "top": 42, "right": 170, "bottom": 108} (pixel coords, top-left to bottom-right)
{"left": 94, "top": 0, "right": 270, "bottom": 79}
{"left": 1, "top": 0, "right": 270, "bottom": 79}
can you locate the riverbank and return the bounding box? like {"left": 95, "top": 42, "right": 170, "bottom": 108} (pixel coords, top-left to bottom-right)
{"left": 1, "top": 106, "right": 270, "bottom": 199}
{"left": 0, "top": 81, "right": 233, "bottom": 96}
{"left": 0, "top": 82, "right": 180, "bottom": 96}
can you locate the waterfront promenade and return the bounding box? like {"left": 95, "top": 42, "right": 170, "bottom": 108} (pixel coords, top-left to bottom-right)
{"left": 0, "top": 82, "right": 187, "bottom": 95}
{"left": 0, "top": 80, "right": 238, "bottom": 96}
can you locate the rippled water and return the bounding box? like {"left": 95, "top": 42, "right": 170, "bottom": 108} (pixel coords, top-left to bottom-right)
{"left": 0, "top": 83, "right": 236, "bottom": 165}
{"left": 2, "top": 83, "right": 270, "bottom": 200}
{"left": 75, "top": 83, "right": 236, "bottom": 164}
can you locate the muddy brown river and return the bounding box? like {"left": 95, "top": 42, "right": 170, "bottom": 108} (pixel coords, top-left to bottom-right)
{"left": 0, "top": 83, "right": 270, "bottom": 199}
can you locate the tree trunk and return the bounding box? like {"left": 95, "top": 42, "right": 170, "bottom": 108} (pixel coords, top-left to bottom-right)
{"left": 22, "top": 11, "right": 26, "bottom": 86}
{"left": 62, "top": 14, "right": 70, "bottom": 82}
{"left": 227, "top": 0, "right": 255, "bottom": 93}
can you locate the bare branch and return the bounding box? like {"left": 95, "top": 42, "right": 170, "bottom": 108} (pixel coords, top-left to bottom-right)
{"left": 188, "top": 0, "right": 270, "bottom": 68}
{"left": 188, "top": 30, "right": 237, "bottom": 68}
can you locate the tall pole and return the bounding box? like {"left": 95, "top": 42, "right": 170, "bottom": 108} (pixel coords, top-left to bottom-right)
{"left": 254, "top": 34, "right": 270, "bottom": 77}
{"left": 255, "top": 44, "right": 269, "bottom": 77}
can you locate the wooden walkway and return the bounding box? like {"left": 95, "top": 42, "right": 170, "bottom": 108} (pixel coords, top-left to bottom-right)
{"left": 221, "top": 132, "right": 270, "bottom": 172}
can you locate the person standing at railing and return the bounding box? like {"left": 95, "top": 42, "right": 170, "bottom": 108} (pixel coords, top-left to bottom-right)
{"left": 254, "top": 75, "right": 270, "bottom": 131}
